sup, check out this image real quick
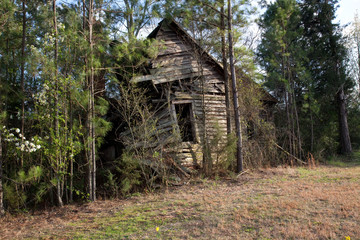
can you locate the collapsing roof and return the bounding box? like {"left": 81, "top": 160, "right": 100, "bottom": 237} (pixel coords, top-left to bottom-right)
{"left": 131, "top": 18, "right": 276, "bottom": 104}
{"left": 125, "top": 18, "right": 276, "bottom": 167}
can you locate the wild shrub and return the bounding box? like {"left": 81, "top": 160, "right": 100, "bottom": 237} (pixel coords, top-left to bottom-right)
{"left": 238, "top": 78, "right": 278, "bottom": 168}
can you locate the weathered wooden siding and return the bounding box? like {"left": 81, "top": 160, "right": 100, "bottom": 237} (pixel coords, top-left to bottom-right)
{"left": 140, "top": 23, "right": 229, "bottom": 167}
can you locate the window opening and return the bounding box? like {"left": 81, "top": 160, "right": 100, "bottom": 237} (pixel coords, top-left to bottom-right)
{"left": 175, "top": 103, "right": 194, "bottom": 142}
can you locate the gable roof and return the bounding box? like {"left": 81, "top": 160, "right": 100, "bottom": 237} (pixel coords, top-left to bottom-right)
{"left": 135, "top": 18, "right": 277, "bottom": 103}
{"left": 148, "top": 18, "right": 224, "bottom": 73}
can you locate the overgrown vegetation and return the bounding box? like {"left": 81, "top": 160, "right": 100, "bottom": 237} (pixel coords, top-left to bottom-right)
{"left": 0, "top": 0, "right": 359, "bottom": 216}
{"left": 2, "top": 163, "right": 360, "bottom": 239}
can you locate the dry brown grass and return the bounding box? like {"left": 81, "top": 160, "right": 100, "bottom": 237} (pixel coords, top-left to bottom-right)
{"left": 1, "top": 165, "right": 360, "bottom": 239}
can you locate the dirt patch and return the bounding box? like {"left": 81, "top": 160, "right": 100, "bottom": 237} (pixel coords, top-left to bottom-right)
{"left": 1, "top": 165, "right": 359, "bottom": 239}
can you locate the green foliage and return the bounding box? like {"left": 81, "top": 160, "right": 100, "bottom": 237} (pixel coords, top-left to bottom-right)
{"left": 3, "top": 183, "right": 27, "bottom": 210}
{"left": 111, "top": 38, "right": 162, "bottom": 83}
{"left": 300, "top": 0, "right": 354, "bottom": 155}
{"left": 102, "top": 150, "right": 161, "bottom": 198}
{"left": 258, "top": 0, "right": 356, "bottom": 161}
{"left": 238, "top": 79, "right": 277, "bottom": 168}
{"left": 17, "top": 166, "right": 42, "bottom": 184}
{"left": 0, "top": 0, "right": 358, "bottom": 215}
{"left": 117, "top": 151, "right": 142, "bottom": 196}
{"left": 206, "top": 122, "right": 237, "bottom": 174}
{"left": 4, "top": 166, "right": 44, "bottom": 210}
{"left": 103, "top": 170, "right": 119, "bottom": 198}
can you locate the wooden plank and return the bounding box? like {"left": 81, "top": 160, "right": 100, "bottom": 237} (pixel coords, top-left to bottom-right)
{"left": 207, "top": 79, "right": 225, "bottom": 84}
{"left": 150, "top": 63, "right": 200, "bottom": 75}
{"left": 172, "top": 99, "right": 192, "bottom": 104}
{"left": 155, "top": 67, "right": 199, "bottom": 77}
{"left": 191, "top": 86, "right": 222, "bottom": 94}
{"left": 194, "top": 108, "right": 227, "bottom": 114}
{"left": 161, "top": 44, "right": 191, "bottom": 52}
{"left": 203, "top": 119, "right": 228, "bottom": 124}
{"left": 135, "top": 58, "right": 218, "bottom": 83}
{"left": 197, "top": 122, "right": 227, "bottom": 128}
{"left": 163, "top": 39, "right": 184, "bottom": 45}
{"left": 198, "top": 128, "right": 228, "bottom": 134}
{"left": 187, "top": 69, "right": 215, "bottom": 76}
{"left": 194, "top": 109, "right": 227, "bottom": 115}
{"left": 174, "top": 93, "right": 225, "bottom": 100}
{"left": 194, "top": 98, "right": 226, "bottom": 103}
{"left": 132, "top": 68, "right": 201, "bottom": 83}
{"left": 155, "top": 107, "right": 171, "bottom": 120}
{"left": 157, "top": 117, "right": 173, "bottom": 126}
{"left": 194, "top": 112, "right": 227, "bottom": 118}
{"left": 155, "top": 52, "right": 194, "bottom": 60}
{"left": 160, "top": 47, "right": 193, "bottom": 56}
{"left": 157, "top": 120, "right": 176, "bottom": 130}
{"left": 152, "top": 99, "right": 167, "bottom": 103}
{"left": 153, "top": 73, "right": 201, "bottom": 85}
{"left": 176, "top": 153, "right": 194, "bottom": 158}
{"left": 152, "top": 59, "right": 193, "bottom": 69}
{"left": 174, "top": 92, "right": 193, "bottom": 100}
{"left": 194, "top": 105, "right": 227, "bottom": 111}
{"left": 198, "top": 103, "right": 227, "bottom": 108}
{"left": 150, "top": 66, "right": 199, "bottom": 76}
{"left": 180, "top": 148, "right": 203, "bottom": 154}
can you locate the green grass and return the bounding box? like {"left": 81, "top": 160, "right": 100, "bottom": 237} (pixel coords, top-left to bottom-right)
{"left": 326, "top": 150, "right": 360, "bottom": 167}
{"left": 2, "top": 164, "right": 360, "bottom": 239}
{"left": 64, "top": 198, "right": 207, "bottom": 239}
{"left": 68, "top": 204, "right": 170, "bottom": 239}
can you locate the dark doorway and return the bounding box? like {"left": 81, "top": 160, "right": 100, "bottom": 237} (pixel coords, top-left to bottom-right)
{"left": 175, "top": 103, "right": 194, "bottom": 142}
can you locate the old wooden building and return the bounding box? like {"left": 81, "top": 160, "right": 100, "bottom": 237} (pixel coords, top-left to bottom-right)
{"left": 125, "top": 19, "right": 275, "bottom": 167}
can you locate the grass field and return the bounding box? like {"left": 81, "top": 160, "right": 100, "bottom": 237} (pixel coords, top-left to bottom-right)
{"left": 1, "top": 160, "right": 360, "bottom": 239}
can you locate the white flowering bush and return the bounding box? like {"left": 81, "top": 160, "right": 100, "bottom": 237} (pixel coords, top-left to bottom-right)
{"left": 1, "top": 125, "right": 45, "bottom": 210}
{"left": 1, "top": 126, "right": 41, "bottom": 154}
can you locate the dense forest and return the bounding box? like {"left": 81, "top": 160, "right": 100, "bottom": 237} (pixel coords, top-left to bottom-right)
{"left": 0, "top": 0, "right": 359, "bottom": 214}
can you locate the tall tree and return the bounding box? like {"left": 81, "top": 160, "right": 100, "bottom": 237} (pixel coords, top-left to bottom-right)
{"left": 0, "top": 127, "right": 3, "bottom": 216}
{"left": 228, "top": 0, "right": 243, "bottom": 172}
{"left": 347, "top": 13, "right": 360, "bottom": 96}
{"left": 20, "top": 0, "right": 27, "bottom": 167}
{"left": 258, "top": 0, "right": 305, "bottom": 160}
{"left": 220, "top": 1, "right": 231, "bottom": 135}
{"left": 301, "top": 0, "right": 353, "bottom": 154}
{"left": 53, "top": 0, "right": 64, "bottom": 207}
{"left": 81, "top": 0, "right": 112, "bottom": 202}
{"left": 0, "top": 0, "right": 16, "bottom": 216}
{"left": 113, "top": 0, "right": 159, "bottom": 40}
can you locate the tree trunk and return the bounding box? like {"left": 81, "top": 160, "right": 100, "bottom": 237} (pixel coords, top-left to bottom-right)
{"left": 81, "top": 0, "right": 92, "bottom": 202}
{"left": 20, "top": 0, "right": 26, "bottom": 167}
{"left": 0, "top": 132, "right": 5, "bottom": 216}
{"left": 88, "top": 0, "right": 96, "bottom": 202}
{"left": 285, "top": 91, "right": 292, "bottom": 161}
{"left": 194, "top": 25, "right": 212, "bottom": 176}
{"left": 53, "top": 0, "right": 63, "bottom": 208}
{"left": 221, "top": 3, "right": 231, "bottom": 135}
{"left": 356, "top": 18, "right": 360, "bottom": 96}
{"left": 337, "top": 85, "right": 352, "bottom": 154}
{"left": 310, "top": 107, "right": 314, "bottom": 152}
{"left": 357, "top": 39, "right": 360, "bottom": 97}
{"left": 228, "top": 0, "right": 243, "bottom": 173}
{"left": 69, "top": 97, "right": 74, "bottom": 202}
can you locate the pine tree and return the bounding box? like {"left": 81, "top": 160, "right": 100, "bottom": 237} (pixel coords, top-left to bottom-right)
{"left": 347, "top": 13, "right": 360, "bottom": 97}
{"left": 228, "top": 0, "right": 243, "bottom": 172}
{"left": 301, "top": 0, "right": 352, "bottom": 154}
{"left": 258, "top": 0, "right": 305, "bottom": 161}
{"left": 0, "top": 0, "right": 16, "bottom": 216}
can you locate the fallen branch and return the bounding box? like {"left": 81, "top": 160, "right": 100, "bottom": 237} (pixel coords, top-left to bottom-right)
{"left": 272, "top": 141, "right": 307, "bottom": 165}
{"left": 236, "top": 169, "right": 250, "bottom": 178}
{"left": 167, "top": 156, "right": 190, "bottom": 178}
